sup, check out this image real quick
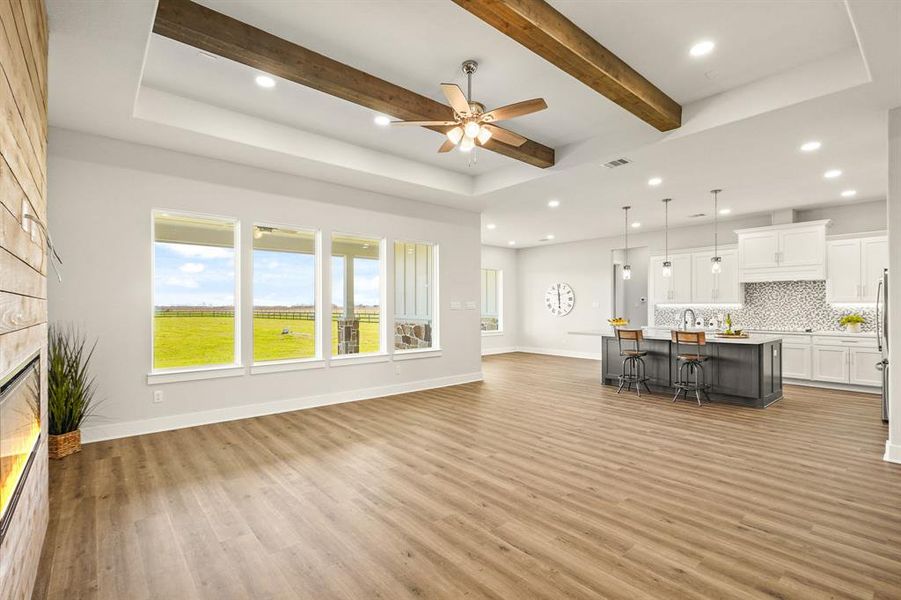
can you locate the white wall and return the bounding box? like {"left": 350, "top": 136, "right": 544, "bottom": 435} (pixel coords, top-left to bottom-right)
{"left": 480, "top": 245, "right": 518, "bottom": 354}
{"left": 799, "top": 199, "right": 887, "bottom": 236}
{"left": 887, "top": 108, "right": 900, "bottom": 464}
{"left": 47, "top": 129, "right": 483, "bottom": 442}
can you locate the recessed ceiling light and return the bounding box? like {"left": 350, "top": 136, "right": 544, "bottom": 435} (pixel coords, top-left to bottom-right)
{"left": 689, "top": 40, "right": 715, "bottom": 57}
{"left": 824, "top": 169, "right": 842, "bottom": 179}
{"left": 631, "top": 222, "right": 641, "bottom": 228}
{"left": 255, "top": 75, "right": 276, "bottom": 88}
{"left": 373, "top": 114, "right": 391, "bottom": 126}
{"left": 547, "top": 199, "right": 560, "bottom": 208}
{"left": 719, "top": 208, "right": 731, "bottom": 215}
{"left": 841, "top": 189, "right": 857, "bottom": 198}
{"left": 508, "top": 240, "right": 516, "bottom": 246}
{"left": 546, "top": 234, "right": 555, "bottom": 240}
{"left": 648, "top": 177, "right": 662, "bottom": 186}
{"left": 486, "top": 223, "right": 496, "bottom": 230}
{"left": 800, "top": 141, "right": 821, "bottom": 152}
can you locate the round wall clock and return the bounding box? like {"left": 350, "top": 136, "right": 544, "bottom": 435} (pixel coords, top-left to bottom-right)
{"left": 545, "top": 283, "right": 575, "bottom": 316}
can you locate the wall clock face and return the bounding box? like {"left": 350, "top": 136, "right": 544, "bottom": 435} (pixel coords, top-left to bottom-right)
{"left": 545, "top": 283, "right": 575, "bottom": 316}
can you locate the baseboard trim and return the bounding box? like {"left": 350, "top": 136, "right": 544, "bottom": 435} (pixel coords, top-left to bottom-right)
{"left": 784, "top": 378, "right": 881, "bottom": 395}
{"left": 884, "top": 441, "right": 901, "bottom": 464}
{"left": 80, "top": 371, "right": 484, "bottom": 444}
{"left": 481, "top": 346, "right": 517, "bottom": 356}
{"left": 515, "top": 347, "right": 600, "bottom": 360}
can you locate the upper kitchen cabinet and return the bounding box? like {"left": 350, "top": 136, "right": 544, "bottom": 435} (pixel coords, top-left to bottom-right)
{"left": 692, "top": 248, "right": 740, "bottom": 304}
{"left": 826, "top": 235, "right": 888, "bottom": 303}
{"left": 736, "top": 221, "right": 830, "bottom": 282}
{"left": 650, "top": 253, "right": 692, "bottom": 304}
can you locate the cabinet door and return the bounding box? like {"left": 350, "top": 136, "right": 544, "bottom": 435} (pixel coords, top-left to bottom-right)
{"left": 739, "top": 231, "right": 779, "bottom": 270}
{"left": 650, "top": 256, "right": 673, "bottom": 304}
{"left": 826, "top": 239, "right": 862, "bottom": 302}
{"left": 849, "top": 348, "right": 883, "bottom": 386}
{"left": 812, "top": 346, "right": 849, "bottom": 383}
{"left": 860, "top": 237, "right": 888, "bottom": 300}
{"left": 782, "top": 344, "right": 812, "bottom": 380}
{"left": 715, "top": 249, "right": 741, "bottom": 303}
{"left": 691, "top": 251, "right": 717, "bottom": 303}
{"left": 779, "top": 226, "right": 824, "bottom": 267}
{"left": 670, "top": 254, "right": 693, "bottom": 303}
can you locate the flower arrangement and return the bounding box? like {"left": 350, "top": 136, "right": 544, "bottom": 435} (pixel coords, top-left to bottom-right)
{"left": 839, "top": 313, "right": 865, "bottom": 333}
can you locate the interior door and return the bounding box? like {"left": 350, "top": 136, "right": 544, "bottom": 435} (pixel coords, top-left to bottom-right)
{"left": 860, "top": 237, "right": 888, "bottom": 300}
{"left": 826, "top": 239, "right": 862, "bottom": 302}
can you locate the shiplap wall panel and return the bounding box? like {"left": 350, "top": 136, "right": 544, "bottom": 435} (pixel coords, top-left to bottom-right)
{"left": 0, "top": 1, "right": 48, "bottom": 599}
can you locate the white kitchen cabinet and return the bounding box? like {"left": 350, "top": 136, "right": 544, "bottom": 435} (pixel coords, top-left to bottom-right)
{"left": 691, "top": 248, "right": 741, "bottom": 304}
{"left": 691, "top": 251, "right": 717, "bottom": 303}
{"left": 736, "top": 221, "right": 829, "bottom": 282}
{"left": 782, "top": 344, "right": 812, "bottom": 380}
{"left": 850, "top": 348, "right": 883, "bottom": 386}
{"left": 650, "top": 253, "right": 691, "bottom": 304}
{"left": 812, "top": 346, "right": 850, "bottom": 383}
{"left": 826, "top": 236, "right": 888, "bottom": 302}
{"left": 715, "top": 249, "right": 741, "bottom": 303}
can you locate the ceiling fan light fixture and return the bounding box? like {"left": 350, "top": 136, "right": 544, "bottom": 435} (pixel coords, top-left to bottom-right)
{"left": 446, "top": 126, "right": 464, "bottom": 145}
{"left": 464, "top": 121, "right": 481, "bottom": 139}
{"left": 459, "top": 137, "right": 475, "bottom": 152}
{"left": 477, "top": 127, "right": 492, "bottom": 145}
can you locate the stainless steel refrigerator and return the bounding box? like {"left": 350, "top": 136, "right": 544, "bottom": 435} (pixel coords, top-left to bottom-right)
{"left": 877, "top": 268, "right": 889, "bottom": 423}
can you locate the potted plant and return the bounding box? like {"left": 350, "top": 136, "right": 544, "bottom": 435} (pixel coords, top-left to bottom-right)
{"left": 839, "top": 313, "right": 865, "bottom": 334}
{"left": 47, "top": 325, "right": 99, "bottom": 459}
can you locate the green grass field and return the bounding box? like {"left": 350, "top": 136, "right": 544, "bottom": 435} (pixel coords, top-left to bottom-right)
{"left": 153, "top": 316, "right": 381, "bottom": 368}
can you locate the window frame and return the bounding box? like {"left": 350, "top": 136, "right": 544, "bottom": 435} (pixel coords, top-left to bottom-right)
{"left": 481, "top": 268, "right": 503, "bottom": 336}
{"left": 150, "top": 208, "right": 242, "bottom": 375}
{"left": 329, "top": 232, "right": 388, "bottom": 361}
{"left": 250, "top": 221, "right": 322, "bottom": 368}
{"left": 392, "top": 240, "right": 440, "bottom": 354}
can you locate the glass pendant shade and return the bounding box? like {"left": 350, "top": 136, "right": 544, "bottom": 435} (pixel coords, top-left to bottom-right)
{"left": 459, "top": 137, "right": 475, "bottom": 152}
{"left": 711, "top": 256, "right": 722, "bottom": 274}
{"left": 662, "top": 260, "right": 672, "bottom": 278}
{"left": 622, "top": 264, "right": 632, "bottom": 280}
{"left": 446, "top": 126, "right": 464, "bottom": 145}
{"left": 464, "top": 121, "right": 481, "bottom": 139}
{"left": 477, "top": 127, "right": 492, "bottom": 145}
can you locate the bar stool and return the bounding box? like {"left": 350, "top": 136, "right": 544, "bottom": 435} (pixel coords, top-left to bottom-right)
{"left": 671, "top": 330, "right": 711, "bottom": 406}
{"left": 615, "top": 329, "right": 651, "bottom": 396}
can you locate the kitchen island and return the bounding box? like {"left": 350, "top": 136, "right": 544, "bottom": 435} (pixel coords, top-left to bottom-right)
{"left": 601, "top": 329, "right": 783, "bottom": 408}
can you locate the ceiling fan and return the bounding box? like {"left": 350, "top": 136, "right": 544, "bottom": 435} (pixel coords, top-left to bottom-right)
{"left": 391, "top": 60, "right": 547, "bottom": 153}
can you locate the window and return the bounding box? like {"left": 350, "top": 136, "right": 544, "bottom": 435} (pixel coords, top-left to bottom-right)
{"left": 394, "top": 241, "right": 436, "bottom": 351}
{"left": 332, "top": 234, "right": 384, "bottom": 356}
{"left": 153, "top": 212, "right": 239, "bottom": 370}
{"left": 481, "top": 268, "right": 502, "bottom": 333}
{"left": 253, "top": 225, "right": 318, "bottom": 363}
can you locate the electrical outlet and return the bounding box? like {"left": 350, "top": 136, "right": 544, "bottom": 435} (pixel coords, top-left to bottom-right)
{"left": 153, "top": 390, "right": 163, "bottom": 404}
{"left": 394, "top": 363, "right": 401, "bottom": 375}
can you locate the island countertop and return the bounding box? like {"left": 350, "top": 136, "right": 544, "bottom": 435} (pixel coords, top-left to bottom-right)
{"left": 572, "top": 328, "right": 783, "bottom": 345}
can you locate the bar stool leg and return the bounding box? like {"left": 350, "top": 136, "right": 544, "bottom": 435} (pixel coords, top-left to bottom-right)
{"left": 693, "top": 363, "right": 702, "bottom": 406}
{"left": 617, "top": 356, "right": 628, "bottom": 394}
{"left": 640, "top": 358, "right": 651, "bottom": 394}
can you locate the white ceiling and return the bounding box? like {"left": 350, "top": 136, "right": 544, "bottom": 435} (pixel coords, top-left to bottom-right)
{"left": 45, "top": 0, "right": 901, "bottom": 246}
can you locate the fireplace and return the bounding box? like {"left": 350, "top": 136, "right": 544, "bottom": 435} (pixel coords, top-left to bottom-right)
{"left": 0, "top": 351, "right": 41, "bottom": 543}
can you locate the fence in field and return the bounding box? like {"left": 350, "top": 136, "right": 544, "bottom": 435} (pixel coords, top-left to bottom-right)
{"left": 155, "top": 309, "right": 380, "bottom": 323}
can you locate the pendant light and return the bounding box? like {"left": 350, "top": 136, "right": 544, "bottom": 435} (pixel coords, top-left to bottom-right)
{"left": 661, "top": 198, "right": 672, "bottom": 278}
{"left": 710, "top": 189, "right": 723, "bottom": 274}
{"left": 622, "top": 206, "right": 632, "bottom": 280}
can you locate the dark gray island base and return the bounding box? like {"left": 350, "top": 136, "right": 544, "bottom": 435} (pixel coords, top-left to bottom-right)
{"left": 601, "top": 333, "right": 783, "bottom": 408}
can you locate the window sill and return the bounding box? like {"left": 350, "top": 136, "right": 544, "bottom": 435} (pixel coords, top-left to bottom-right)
{"left": 147, "top": 364, "right": 245, "bottom": 385}
{"left": 482, "top": 331, "right": 504, "bottom": 337}
{"left": 250, "top": 359, "right": 325, "bottom": 375}
{"left": 393, "top": 349, "right": 442, "bottom": 361}
{"left": 329, "top": 353, "right": 391, "bottom": 367}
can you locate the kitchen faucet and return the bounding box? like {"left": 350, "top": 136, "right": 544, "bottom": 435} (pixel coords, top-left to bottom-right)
{"left": 681, "top": 308, "right": 696, "bottom": 330}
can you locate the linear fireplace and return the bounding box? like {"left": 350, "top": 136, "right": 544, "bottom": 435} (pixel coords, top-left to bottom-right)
{"left": 0, "top": 351, "right": 41, "bottom": 543}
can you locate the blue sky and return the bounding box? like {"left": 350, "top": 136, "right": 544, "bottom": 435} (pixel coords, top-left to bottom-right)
{"left": 154, "top": 242, "right": 380, "bottom": 307}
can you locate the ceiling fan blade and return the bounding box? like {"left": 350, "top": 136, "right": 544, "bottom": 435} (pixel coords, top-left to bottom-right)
{"left": 482, "top": 98, "right": 548, "bottom": 122}
{"left": 391, "top": 120, "right": 458, "bottom": 126}
{"left": 484, "top": 124, "right": 528, "bottom": 147}
{"left": 440, "top": 83, "right": 471, "bottom": 117}
{"left": 437, "top": 139, "right": 456, "bottom": 153}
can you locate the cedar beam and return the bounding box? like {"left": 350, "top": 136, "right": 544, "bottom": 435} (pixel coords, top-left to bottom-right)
{"left": 451, "top": 0, "right": 682, "bottom": 132}
{"left": 152, "top": 0, "right": 555, "bottom": 168}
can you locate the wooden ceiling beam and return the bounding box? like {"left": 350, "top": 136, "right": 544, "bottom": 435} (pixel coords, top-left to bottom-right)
{"left": 152, "top": 0, "right": 555, "bottom": 168}
{"left": 450, "top": 0, "right": 682, "bottom": 132}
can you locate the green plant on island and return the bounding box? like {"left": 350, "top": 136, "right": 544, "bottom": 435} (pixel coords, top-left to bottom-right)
{"left": 839, "top": 314, "right": 865, "bottom": 327}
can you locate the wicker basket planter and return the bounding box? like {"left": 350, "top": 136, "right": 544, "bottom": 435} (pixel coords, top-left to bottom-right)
{"left": 48, "top": 429, "right": 81, "bottom": 459}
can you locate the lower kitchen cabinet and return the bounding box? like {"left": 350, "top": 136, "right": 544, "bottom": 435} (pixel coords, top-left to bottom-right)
{"left": 849, "top": 348, "right": 883, "bottom": 386}
{"left": 812, "top": 346, "right": 850, "bottom": 383}
{"left": 782, "top": 344, "right": 812, "bottom": 380}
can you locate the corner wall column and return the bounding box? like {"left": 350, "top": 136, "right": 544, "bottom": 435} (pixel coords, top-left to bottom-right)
{"left": 885, "top": 106, "right": 901, "bottom": 463}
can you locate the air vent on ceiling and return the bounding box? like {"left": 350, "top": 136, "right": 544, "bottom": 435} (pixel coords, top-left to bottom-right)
{"left": 538, "top": 236, "right": 553, "bottom": 242}
{"left": 602, "top": 158, "right": 632, "bottom": 169}
{"left": 688, "top": 213, "right": 706, "bottom": 218}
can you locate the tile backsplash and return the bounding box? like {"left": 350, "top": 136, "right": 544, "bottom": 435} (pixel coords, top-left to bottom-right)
{"left": 654, "top": 280, "right": 877, "bottom": 332}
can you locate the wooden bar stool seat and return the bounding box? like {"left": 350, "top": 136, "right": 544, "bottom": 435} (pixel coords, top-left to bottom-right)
{"left": 671, "top": 330, "right": 711, "bottom": 406}
{"left": 615, "top": 329, "right": 651, "bottom": 396}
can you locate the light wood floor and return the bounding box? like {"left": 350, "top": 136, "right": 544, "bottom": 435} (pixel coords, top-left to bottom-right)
{"left": 35, "top": 353, "right": 901, "bottom": 600}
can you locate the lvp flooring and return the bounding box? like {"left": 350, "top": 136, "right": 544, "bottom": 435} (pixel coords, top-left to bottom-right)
{"left": 34, "top": 352, "right": 901, "bottom": 599}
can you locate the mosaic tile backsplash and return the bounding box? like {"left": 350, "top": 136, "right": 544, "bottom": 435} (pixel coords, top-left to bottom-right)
{"left": 654, "top": 280, "right": 877, "bottom": 332}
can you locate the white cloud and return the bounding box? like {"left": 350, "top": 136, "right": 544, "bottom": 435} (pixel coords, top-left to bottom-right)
{"left": 165, "top": 243, "right": 233, "bottom": 260}
{"left": 179, "top": 262, "right": 205, "bottom": 273}
{"left": 164, "top": 275, "right": 200, "bottom": 289}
